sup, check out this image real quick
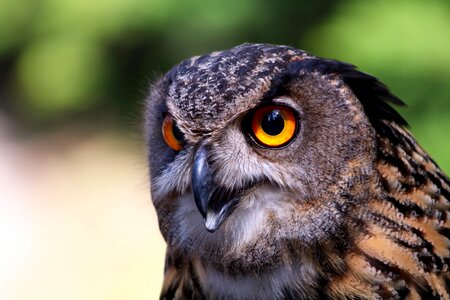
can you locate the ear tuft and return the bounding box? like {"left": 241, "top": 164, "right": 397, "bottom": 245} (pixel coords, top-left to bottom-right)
{"left": 282, "top": 57, "right": 408, "bottom": 127}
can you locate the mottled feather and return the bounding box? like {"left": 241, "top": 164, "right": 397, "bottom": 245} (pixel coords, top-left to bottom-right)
{"left": 145, "top": 44, "right": 450, "bottom": 300}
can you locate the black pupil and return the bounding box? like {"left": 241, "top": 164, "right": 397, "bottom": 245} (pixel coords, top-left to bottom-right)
{"left": 172, "top": 122, "right": 184, "bottom": 141}
{"left": 261, "top": 110, "right": 284, "bottom": 136}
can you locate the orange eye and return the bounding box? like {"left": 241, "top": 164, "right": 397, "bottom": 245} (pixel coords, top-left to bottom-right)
{"left": 250, "top": 105, "right": 298, "bottom": 148}
{"left": 162, "top": 115, "right": 184, "bottom": 151}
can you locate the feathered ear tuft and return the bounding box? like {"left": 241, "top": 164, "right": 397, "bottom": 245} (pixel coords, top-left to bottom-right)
{"left": 282, "top": 58, "right": 408, "bottom": 128}
{"left": 338, "top": 65, "right": 407, "bottom": 127}
{"left": 334, "top": 62, "right": 412, "bottom": 148}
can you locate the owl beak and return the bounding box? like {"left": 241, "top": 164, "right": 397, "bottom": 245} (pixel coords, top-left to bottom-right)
{"left": 192, "top": 145, "right": 237, "bottom": 233}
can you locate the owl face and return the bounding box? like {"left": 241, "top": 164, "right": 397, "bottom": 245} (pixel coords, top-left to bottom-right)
{"left": 146, "top": 44, "right": 379, "bottom": 271}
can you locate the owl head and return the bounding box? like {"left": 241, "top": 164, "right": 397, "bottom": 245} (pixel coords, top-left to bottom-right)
{"left": 145, "top": 43, "right": 405, "bottom": 272}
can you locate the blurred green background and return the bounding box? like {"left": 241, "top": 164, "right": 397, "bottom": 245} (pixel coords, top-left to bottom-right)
{"left": 1, "top": 0, "right": 449, "bottom": 168}
{"left": 0, "top": 0, "right": 449, "bottom": 299}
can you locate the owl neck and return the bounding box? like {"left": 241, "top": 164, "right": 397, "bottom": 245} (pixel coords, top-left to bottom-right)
{"left": 164, "top": 253, "right": 338, "bottom": 299}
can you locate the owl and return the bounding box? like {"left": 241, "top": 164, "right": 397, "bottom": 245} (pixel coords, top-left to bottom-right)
{"left": 145, "top": 44, "right": 450, "bottom": 299}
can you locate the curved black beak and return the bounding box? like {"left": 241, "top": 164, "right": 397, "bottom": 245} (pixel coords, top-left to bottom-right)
{"left": 191, "top": 145, "right": 238, "bottom": 232}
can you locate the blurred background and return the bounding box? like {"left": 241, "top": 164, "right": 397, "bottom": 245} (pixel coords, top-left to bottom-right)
{"left": 0, "top": 0, "right": 449, "bottom": 299}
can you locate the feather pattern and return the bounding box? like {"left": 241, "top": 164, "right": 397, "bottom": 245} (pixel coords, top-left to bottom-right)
{"left": 350, "top": 120, "right": 450, "bottom": 299}
{"left": 145, "top": 44, "right": 449, "bottom": 299}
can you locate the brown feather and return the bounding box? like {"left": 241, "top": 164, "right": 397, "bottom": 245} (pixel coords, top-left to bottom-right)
{"left": 145, "top": 44, "right": 450, "bottom": 299}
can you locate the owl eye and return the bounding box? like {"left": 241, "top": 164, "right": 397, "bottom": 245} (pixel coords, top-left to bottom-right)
{"left": 250, "top": 105, "right": 298, "bottom": 148}
{"left": 162, "top": 115, "right": 184, "bottom": 151}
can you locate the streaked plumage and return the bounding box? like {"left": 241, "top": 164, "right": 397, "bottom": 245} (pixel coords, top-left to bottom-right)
{"left": 145, "top": 44, "right": 450, "bottom": 299}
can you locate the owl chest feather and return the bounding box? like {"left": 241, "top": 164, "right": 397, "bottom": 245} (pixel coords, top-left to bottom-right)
{"left": 161, "top": 141, "right": 450, "bottom": 300}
